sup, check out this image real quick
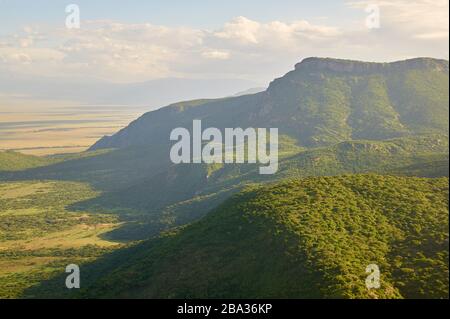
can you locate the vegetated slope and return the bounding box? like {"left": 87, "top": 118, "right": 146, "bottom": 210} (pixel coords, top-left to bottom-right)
{"left": 4, "top": 133, "right": 446, "bottom": 242}
{"left": 0, "top": 151, "right": 53, "bottom": 171}
{"left": 2, "top": 58, "right": 449, "bottom": 299}
{"left": 393, "top": 160, "right": 449, "bottom": 178}
{"left": 67, "top": 134, "right": 448, "bottom": 241}
{"left": 0, "top": 149, "right": 117, "bottom": 184}
{"left": 27, "top": 175, "right": 449, "bottom": 299}
{"left": 2, "top": 58, "right": 448, "bottom": 193}
{"left": 0, "top": 146, "right": 170, "bottom": 192}
{"left": 91, "top": 57, "right": 449, "bottom": 150}
{"left": 0, "top": 57, "right": 448, "bottom": 242}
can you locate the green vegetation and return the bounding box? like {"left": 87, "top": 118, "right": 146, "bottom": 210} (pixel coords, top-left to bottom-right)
{"left": 0, "top": 151, "right": 54, "bottom": 171}
{"left": 0, "top": 181, "right": 122, "bottom": 298}
{"left": 26, "top": 175, "right": 448, "bottom": 299}
{"left": 2, "top": 133, "right": 447, "bottom": 241}
{"left": 90, "top": 58, "right": 449, "bottom": 151}
{"left": 0, "top": 57, "right": 448, "bottom": 299}
{"left": 0, "top": 149, "right": 114, "bottom": 173}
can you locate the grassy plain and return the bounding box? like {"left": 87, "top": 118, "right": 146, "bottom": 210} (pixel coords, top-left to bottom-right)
{"left": 0, "top": 180, "right": 122, "bottom": 298}
{"left": 0, "top": 107, "right": 143, "bottom": 155}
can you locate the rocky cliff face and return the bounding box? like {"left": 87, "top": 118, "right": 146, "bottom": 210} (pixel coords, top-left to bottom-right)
{"left": 294, "top": 57, "right": 449, "bottom": 74}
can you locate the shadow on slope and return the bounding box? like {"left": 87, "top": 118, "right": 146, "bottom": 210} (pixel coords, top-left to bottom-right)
{"left": 62, "top": 135, "right": 450, "bottom": 242}
{"left": 0, "top": 144, "right": 172, "bottom": 192}
{"left": 23, "top": 174, "right": 449, "bottom": 299}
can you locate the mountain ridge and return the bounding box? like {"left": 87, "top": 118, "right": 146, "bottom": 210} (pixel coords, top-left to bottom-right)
{"left": 293, "top": 57, "right": 449, "bottom": 74}
{"left": 90, "top": 57, "right": 449, "bottom": 151}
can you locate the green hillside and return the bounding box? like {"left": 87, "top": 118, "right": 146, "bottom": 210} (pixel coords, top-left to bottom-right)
{"left": 0, "top": 59, "right": 447, "bottom": 244}
{"left": 1, "top": 135, "right": 447, "bottom": 242}
{"left": 91, "top": 57, "right": 449, "bottom": 150}
{"left": 0, "top": 151, "right": 53, "bottom": 171}
{"left": 0, "top": 57, "right": 448, "bottom": 299}
{"left": 26, "top": 175, "right": 448, "bottom": 299}
{"left": 2, "top": 58, "right": 448, "bottom": 195}
{"left": 55, "top": 134, "right": 446, "bottom": 241}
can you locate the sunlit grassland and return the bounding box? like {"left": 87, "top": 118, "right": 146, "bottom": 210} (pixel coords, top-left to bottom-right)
{"left": 0, "top": 180, "right": 123, "bottom": 298}
{"left": 0, "top": 108, "right": 143, "bottom": 155}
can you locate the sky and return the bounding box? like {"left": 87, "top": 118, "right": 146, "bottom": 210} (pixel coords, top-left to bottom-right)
{"left": 0, "top": 0, "right": 356, "bottom": 31}
{"left": 0, "top": 0, "right": 448, "bottom": 107}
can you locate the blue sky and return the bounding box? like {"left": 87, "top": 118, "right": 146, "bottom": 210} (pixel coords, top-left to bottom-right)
{"left": 0, "top": 0, "right": 357, "bottom": 32}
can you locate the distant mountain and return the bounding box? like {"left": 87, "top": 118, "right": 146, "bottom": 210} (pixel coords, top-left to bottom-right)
{"left": 26, "top": 175, "right": 449, "bottom": 299}
{"left": 91, "top": 57, "right": 449, "bottom": 150}
{"left": 0, "top": 74, "right": 260, "bottom": 109}
{"left": 232, "top": 87, "right": 266, "bottom": 96}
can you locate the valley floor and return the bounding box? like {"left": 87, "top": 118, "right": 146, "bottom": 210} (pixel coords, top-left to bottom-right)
{"left": 0, "top": 106, "right": 144, "bottom": 155}
{"left": 0, "top": 181, "right": 123, "bottom": 298}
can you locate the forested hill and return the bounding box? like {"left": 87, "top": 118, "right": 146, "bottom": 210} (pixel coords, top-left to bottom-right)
{"left": 91, "top": 57, "right": 449, "bottom": 150}
{"left": 26, "top": 174, "right": 449, "bottom": 299}
{"left": 1, "top": 58, "right": 448, "bottom": 299}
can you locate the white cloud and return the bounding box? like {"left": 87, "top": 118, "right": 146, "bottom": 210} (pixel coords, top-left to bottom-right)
{"left": 214, "top": 16, "right": 340, "bottom": 48}
{"left": 414, "top": 31, "right": 449, "bottom": 40}
{"left": 347, "top": 0, "right": 449, "bottom": 39}
{"left": 215, "top": 16, "right": 261, "bottom": 44}
{"left": 201, "top": 50, "right": 231, "bottom": 60}
{"left": 0, "top": 5, "right": 448, "bottom": 85}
